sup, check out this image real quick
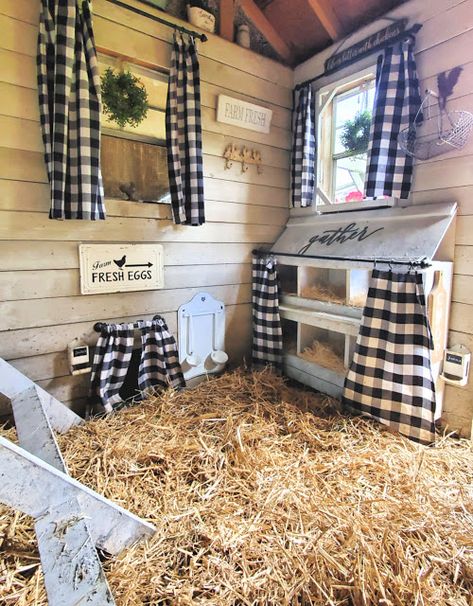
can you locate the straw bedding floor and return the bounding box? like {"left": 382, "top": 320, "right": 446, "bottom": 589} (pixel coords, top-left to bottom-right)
{"left": 1, "top": 370, "right": 473, "bottom": 605}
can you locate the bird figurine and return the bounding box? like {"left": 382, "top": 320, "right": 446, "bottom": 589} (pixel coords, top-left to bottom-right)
{"left": 118, "top": 182, "right": 138, "bottom": 201}
{"left": 437, "top": 66, "right": 463, "bottom": 111}
{"left": 114, "top": 255, "right": 127, "bottom": 268}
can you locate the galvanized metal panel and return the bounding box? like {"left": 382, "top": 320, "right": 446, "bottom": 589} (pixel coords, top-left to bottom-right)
{"left": 271, "top": 202, "right": 457, "bottom": 262}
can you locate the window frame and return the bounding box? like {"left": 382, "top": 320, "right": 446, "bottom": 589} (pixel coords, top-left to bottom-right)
{"left": 313, "top": 65, "right": 396, "bottom": 214}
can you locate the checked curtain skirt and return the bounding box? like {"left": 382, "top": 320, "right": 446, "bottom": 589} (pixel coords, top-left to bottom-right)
{"left": 343, "top": 269, "right": 436, "bottom": 445}
{"left": 364, "top": 38, "right": 422, "bottom": 200}
{"left": 252, "top": 255, "right": 283, "bottom": 369}
{"left": 37, "top": 0, "right": 105, "bottom": 220}
{"left": 90, "top": 317, "right": 185, "bottom": 412}
{"left": 165, "top": 34, "right": 205, "bottom": 226}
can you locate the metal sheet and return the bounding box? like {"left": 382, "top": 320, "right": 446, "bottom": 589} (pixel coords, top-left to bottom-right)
{"left": 271, "top": 203, "right": 457, "bottom": 262}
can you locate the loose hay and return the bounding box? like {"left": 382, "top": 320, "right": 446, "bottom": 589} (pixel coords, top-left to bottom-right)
{"left": 300, "top": 284, "right": 345, "bottom": 305}
{"left": 1, "top": 369, "right": 473, "bottom": 605}
{"left": 299, "top": 340, "right": 346, "bottom": 374}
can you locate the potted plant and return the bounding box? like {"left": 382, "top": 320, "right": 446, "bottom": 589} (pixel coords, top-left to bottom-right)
{"left": 187, "top": 0, "right": 216, "bottom": 33}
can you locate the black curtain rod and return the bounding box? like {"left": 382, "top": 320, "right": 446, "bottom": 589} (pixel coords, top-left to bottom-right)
{"left": 104, "top": 0, "right": 208, "bottom": 42}
{"left": 252, "top": 249, "right": 431, "bottom": 269}
{"left": 294, "top": 23, "right": 422, "bottom": 92}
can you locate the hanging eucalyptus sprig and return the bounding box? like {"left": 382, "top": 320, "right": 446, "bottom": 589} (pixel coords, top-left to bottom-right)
{"left": 340, "top": 110, "right": 372, "bottom": 155}
{"left": 101, "top": 67, "right": 149, "bottom": 128}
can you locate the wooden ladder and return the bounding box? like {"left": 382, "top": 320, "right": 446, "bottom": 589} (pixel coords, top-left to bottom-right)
{"left": 0, "top": 358, "right": 156, "bottom": 606}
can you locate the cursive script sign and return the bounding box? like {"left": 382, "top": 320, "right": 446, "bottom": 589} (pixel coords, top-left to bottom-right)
{"left": 297, "top": 223, "right": 384, "bottom": 255}
{"left": 324, "top": 19, "right": 408, "bottom": 75}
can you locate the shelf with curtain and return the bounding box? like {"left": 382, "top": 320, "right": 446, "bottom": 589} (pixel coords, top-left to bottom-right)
{"left": 274, "top": 202, "right": 457, "bottom": 415}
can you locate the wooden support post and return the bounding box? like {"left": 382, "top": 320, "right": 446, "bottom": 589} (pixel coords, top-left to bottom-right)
{"left": 0, "top": 437, "right": 156, "bottom": 556}
{"left": 0, "top": 358, "right": 82, "bottom": 432}
{"left": 220, "top": 0, "right": 236, "bottom": 41}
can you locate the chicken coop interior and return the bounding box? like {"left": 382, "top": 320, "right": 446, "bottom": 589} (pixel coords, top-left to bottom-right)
{"left": 1, "top": 0, "right": 473, "bottom": 604}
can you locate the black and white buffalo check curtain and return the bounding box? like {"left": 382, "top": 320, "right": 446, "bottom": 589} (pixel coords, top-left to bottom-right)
{"left": 37, "top": 0, "right": 105, "bottom": 220}
{"left": 365, "top": 38, "right": 422, "bottom": 200}
{"left": 343, "top": 269, "right": 436, "bottom": 445}
{"left": 90, "top": 318, "right": 185, "bottom": 412}
{"left": 252, "top": 254, "right": 283, "bottom": 369}
{"left": 291, "top": 84, "right": 316, "bottom": 207}
{"left": 166, "top": 33, "right": 205, "bottom": 225}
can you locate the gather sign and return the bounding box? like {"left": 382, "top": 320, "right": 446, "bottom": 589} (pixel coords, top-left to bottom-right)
{"left": 217, "top": 95, "right": 272, "bottom": 134}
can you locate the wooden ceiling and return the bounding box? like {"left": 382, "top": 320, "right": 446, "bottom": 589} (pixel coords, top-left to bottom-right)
{"left": 244, "top": 0, "right": 408, "bottom": 65}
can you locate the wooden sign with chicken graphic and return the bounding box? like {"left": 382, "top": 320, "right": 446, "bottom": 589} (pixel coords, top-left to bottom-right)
{"left": 79, "top": 244, "right": 164, "bottom": 294}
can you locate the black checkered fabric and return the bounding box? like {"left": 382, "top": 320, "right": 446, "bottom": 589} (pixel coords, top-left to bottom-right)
{"left": 90, "top": 318, "right": 185, "bottom": 412}
{"left": 343, "top": 269, "right": 436, "bottom": 445}
{"left": 291, "top": 84, "right": 316, "bottom": 208}
{"left": 165, "top": 33, "right": 205, "bottom": 226}
{"left": 364, "top": 38, "right": 422, "bottom": 200}
{"left": 138, "top": 317, "right": 185, "bottom": 394}
{"left": 37, "top": 0, "right": 105, "bottom": 220}
{"left": 252, "top": 255, "right": 283, "bottom": 368}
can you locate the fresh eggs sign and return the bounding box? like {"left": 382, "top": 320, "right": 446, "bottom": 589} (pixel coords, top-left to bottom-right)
{"left": 217, "top": 95, "right": 272, "bottom": 134}
{"left": 79, "top": 244, "right": 164, "bottom": 295}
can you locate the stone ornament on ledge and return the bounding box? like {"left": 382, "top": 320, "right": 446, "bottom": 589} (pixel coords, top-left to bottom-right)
{"left": 186, "top": 2, "right": 216, "bottom": 33}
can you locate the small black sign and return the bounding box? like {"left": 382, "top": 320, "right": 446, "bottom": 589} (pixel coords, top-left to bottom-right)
{"left": 324, "top": 19, "right": 408, "bottom": 75}
{"left": 446, "top": 353, "right": 463, "bottom": 365}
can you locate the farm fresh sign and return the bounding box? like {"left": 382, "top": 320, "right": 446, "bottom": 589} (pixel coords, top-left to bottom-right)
{"left": 217, "top": 95, "right": 272, "bottom": 134}
{"left": 79, "top": 244, "right": 164, "bottom": 295}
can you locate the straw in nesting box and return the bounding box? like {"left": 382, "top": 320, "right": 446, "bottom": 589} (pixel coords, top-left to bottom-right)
{"left": 299, "top": 340, "right": 346, "bottom": 373}
{"left": 300, "top": 283, "right": 345, "bottom": 305}
{"left": 1, "top": 369, "right": 473, "bottom": 606}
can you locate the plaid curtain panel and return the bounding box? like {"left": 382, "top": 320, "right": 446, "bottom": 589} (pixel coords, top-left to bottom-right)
{"left": 364, "top": 38, "right": 422, "bottom": 200}
{"left": 166, "top": 34, "right": 205, "bottom": 225}
{"left": 37, "top": 0, "right": 105, "bottom": 220}
{"left": 138, "top": 317, "right": 185, "bottom": 395}
{"left": 90, "top": 319, "right": 185, "bottom": 412}
{"left": 252, "top": 255, "right": 283, "bottom": 368}
{"left": 343, "top": 269, "right": 436, "bottom": 445}
{"left": 291, "top": 84, "right": 316, "bottom": 208}
{"left": 90, "top": 323, "right": 135, "bottom": 413}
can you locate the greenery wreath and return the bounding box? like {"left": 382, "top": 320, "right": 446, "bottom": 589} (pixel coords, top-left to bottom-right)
{"left": 340, "top": 110, "right": 372, "bottom": 155}
{"left": 101, "top": 67, "right": 149, "bottom": 129}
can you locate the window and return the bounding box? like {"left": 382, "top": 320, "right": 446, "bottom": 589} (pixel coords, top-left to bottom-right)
{"left": 316, "top": 69, "right": 376, "bottom": 209}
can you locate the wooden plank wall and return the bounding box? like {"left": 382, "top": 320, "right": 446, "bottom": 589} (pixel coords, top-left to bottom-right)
{"left": 0, "top": 0, "right": 291, "bottom": 411}
{"left": 295, "top": 0, "right": 473, "bottom": 436}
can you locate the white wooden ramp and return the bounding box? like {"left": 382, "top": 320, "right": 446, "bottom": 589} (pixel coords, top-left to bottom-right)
{"left": 0, "top": 357, "right": 82, "bottom": 432}
{"left": 0, "top": 359, "right": 156, "bottom": 605}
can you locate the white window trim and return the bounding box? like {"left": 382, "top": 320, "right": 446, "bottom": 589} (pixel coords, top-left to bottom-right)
{"left": 290, "top": 64, "right": 400, "bottom": 217}
{"left": 317, "top": 66, "right": 378, "bottom": 211}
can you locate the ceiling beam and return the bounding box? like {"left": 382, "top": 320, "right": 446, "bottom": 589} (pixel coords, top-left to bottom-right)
{"left": 239, "top": 0, "right": 294, "bottom": 64}
{"left": 306, "top": 0, "right": 343, "bottom": 40}
{"left": 220, "top": 0, "right": 236, "bottom": 41}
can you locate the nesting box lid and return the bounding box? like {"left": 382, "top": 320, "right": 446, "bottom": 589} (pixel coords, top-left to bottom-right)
{"left": 271, "top": 202, "right": 457, "bottom": 264}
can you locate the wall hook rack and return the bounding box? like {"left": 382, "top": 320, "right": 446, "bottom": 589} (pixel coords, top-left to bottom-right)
{"left": 223, "top": 144, "right": 263, "bottom": 174}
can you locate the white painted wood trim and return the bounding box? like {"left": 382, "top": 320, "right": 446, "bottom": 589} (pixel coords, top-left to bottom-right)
{"left": 0, "top": 437, "right": 156, "bottom": 555}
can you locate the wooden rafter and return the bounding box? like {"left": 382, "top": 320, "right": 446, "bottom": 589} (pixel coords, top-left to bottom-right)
{"left": 220, "top": 0, "right": 236, "bottom": 41}
{"left": 306, "top": 0, "right": 343, "bottom": 40}
{"left": 239, "top": 0, "right": 294, "bottom": 64}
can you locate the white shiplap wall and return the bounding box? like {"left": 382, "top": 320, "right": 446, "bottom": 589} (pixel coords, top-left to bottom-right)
{"left": 295, "top": 0, "right": 473, "bottom": 436}
{"left": 0, "top": 0, "right": 292, "bottom": 411}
